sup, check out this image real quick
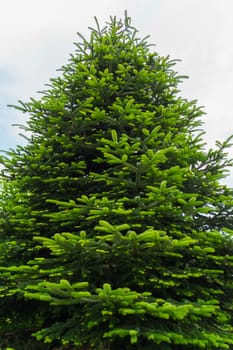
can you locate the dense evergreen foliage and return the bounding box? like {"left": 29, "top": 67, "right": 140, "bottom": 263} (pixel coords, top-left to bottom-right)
{"left": 1, "top": 13, "right": 233, "bottom": 349}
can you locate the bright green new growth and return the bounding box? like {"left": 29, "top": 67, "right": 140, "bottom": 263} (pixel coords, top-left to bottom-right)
{"left": 1, "top": 13, "right": 233, "bottom": 349}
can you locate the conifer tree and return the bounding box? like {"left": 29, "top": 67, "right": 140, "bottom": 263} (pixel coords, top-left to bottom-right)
{"left": 1, "top": 13, "right": 233, "bottom": 349}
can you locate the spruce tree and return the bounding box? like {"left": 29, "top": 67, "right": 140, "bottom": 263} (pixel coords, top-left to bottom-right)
{"left": 1, "top": 13, "right": 233, "bottom": 349}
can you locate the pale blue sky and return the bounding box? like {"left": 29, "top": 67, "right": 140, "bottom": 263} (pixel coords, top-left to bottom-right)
{"left": 1, "top": 0, "right": 233, "bottom": 183}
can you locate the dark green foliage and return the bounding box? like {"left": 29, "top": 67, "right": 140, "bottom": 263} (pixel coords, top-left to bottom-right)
{"left": 1, "top": 13, "right": 233, "bottom": 349}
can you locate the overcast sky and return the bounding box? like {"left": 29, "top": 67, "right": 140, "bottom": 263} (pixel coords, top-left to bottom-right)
{"left": 1, "top": 0, "right": 233, "bottom": 184}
